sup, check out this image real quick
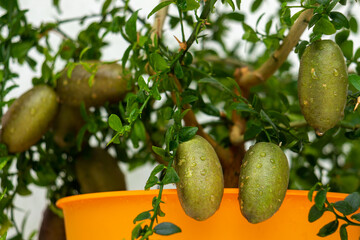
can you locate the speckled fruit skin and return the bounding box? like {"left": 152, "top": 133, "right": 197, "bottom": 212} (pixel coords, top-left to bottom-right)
{"left": 239, "top": 142, "right": 289, "bottom": 224}
{"left": 298, "top": 40, "right": 348, "bottom": 136}
{"left": 75, "top": 148, "right": 126, "bottom": 193}
{"left": 1, "top": 85, "right": 58, "bottom": 153}
{"left": 174, "top": 135, "right": 224, "bottom": 221}
{"left": 56, "top": 62, "right": 129, "bottom": 107}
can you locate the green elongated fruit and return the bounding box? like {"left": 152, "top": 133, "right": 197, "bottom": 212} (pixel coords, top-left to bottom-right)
{"left": 56, "top": 62, "right": 129, "bottom": 107}
{"left": 39, "top": 207, "right": 66, "bottom": 240}
{"left": 175, "top": 135, "right": 224, "bottom": 221}
{"left": 53, "top": 104, "right": 84, "bottom": 148}
{"left": 298, "top": 40, "right": 348, "bottom": 136}
{"left": 1, "top": 85, "right": 58, "bottom": 153}
{"left": 239, "top": 142, "right": 289, "bottom": 224}
{"left": 75, "top": 148, "right": 126, "bottom": 193}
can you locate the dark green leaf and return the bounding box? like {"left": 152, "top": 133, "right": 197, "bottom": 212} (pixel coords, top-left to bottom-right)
{"left": 317, "top": 220, "right": 339, "bottom": 237}
{"left": 138, "top": 76, "right": 149, "bottom": 91}
{"left": 329, "top": 12, "right": 349, "bottom": 29}
{"left": 134, "top": 120, "right": 146, "bottom": 141}
{"left": 295, "top": 41, "right": 309, "bottom": 59}
{"left": 251, "top": 0, "right": 262, "bottom": 12}
{"left": 160, "top": 107, "right": 173, "bottom": 120}
{"left": 231, "top": 102, "right": 258, "bottom": 114}
{"left": 162, "top": 167, "right": 180, "bottom": 185}
{"left": 340, "top": 224, "right": 348, "bottom": 240}
{"left": 181, "top": 95, "right": 198, "bottom": 104}
{"left": 125, "top": 10, "right": 139, "bottom": 42}
{"left": 313, "top": 17, "right": 336, "bottom": 35}
{"left": 200, "top": 104, "right": 220, "bottom": 117}
{"left": 225, "top": 0, "right": 235, "bottom": 11}
{"left": 149, "top": 53, "right": 169, "bottom": 71}
{"left": 242, "top": 23, "right": 260, "bottom": 42}
{"left": 122, "top": 44, "right": 132, "bottom": 67}
{"left": 179, "top": 127, "right": 198, "bottom": 142}
{"left": 334, "top": 201, "right": 354, "bottom": 215}
{"left": 0, "top": 157, "right": 11, "bottom": 170}
{"left": 244, "top": 121, "right": 262, "bottom": 141}
{"left": 108, "top": 114, "right": 123, "bottom": 132}
{"left": 133, "top": 211, "right": 151, "bottom": 223}
{"left": 198, "top": 78, "right": 236, "bottom": 97}
{"left": 236, "top": 0, "right": 241, "bottom": 10}
{"left": 335, "top": 30, "right": 350, "bottom": 45}
{"left": 152, "top": 85, "right": 161, "bottom": 100}
{"left": 344, "top": 192, "right": 360, "bottom": 213}
{"left": 148, "top": 1, "right": 173, "bottom": 19}
{"left": 308, "top": 14, "right": 322, "bottom": 29}
{"left": 174, "top": 61, "right": 184, "bottom": 79}
{"left": 154, "top": 222, "right": 181, "bottom": 236}
{"left": 340, "top": 40, "right": 353, "bottom": 59}
{"left": 145, "top": 175, "right": 159, "bottom": 190}
{"left": 351, "top": 213, "right": 360, "bottom": 222}
{"left": 308, "top": 204, "right": 325, "bottom": 222}
{"left": 349, "top": 17, "right": 358, "bottom": 33}
{"left": 315, "top": 189, "right": 327, "bottom": 210}
{"left": 131, "top": 222, "right": 142, "bottom": 240}
{"left": 101, "top": 0, "right": 112, "bottom": 15}
{"left": 260, "top": 110, "right": 279, "bottom": 133}
{"left": 76, "top": 125, "right": 87, "bottom": 151}
{"left": 152, "top": 146, "right": 166, "bottom": 158}
{"left": 184, "top": 0, "right": 200, "bottom": 11}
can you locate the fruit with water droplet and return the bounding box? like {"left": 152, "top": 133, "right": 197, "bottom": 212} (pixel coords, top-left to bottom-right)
{"left": 298, "top": 40, "right": 348, "bottom": 135}
{"left": 75, "top": 147, "right": 126, "bottom": 193}
{"left": 238, "top": 142, "right": 289, "bottom": 224}
{"left": 1, "top": 85, "right": 58, "bottom": 153}
{"left": 56, "top": 62, "right": 130, "bottom": 107}
{"left": 175, "top": 135, "right": 224, "bottom": 221}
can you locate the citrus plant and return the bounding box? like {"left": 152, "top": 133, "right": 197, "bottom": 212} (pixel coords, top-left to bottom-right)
{"left": 0, "top": 0, "right": 360, "bottom": 239}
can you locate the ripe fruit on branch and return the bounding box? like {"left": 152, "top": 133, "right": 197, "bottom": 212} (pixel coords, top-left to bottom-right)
{"left": 298, "top": 40, "right": 348, "bottom": 136}
{"left": 175, "top": 135, "right": 224, "bottom": 221}
{"left": 1, "top": 85, "right": 58, "bottom": 153}
{"left": 239, "top": 142, "right": 289, "bottom": 224}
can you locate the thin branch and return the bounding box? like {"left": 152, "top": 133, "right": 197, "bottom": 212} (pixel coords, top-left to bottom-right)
{"left": 237, "top": 9, "right": 314, "bottom": 89}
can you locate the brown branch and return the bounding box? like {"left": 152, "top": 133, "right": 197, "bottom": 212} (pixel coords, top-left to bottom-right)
{"left": 151, "top": 0, "right": 170, "bottom": 44}
{"left": 237, "top": 9, "right": 314, "bottom": 89}
{"left": 170, "top": 74, "right": 232, "bottom": 166}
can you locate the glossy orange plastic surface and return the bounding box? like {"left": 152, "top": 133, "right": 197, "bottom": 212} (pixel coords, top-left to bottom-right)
{"left": 57, "top": 189, "right": 360, "bottom": 240}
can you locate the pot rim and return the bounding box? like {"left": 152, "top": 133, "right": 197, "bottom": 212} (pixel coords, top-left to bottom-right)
{"left": 56, "top": 188, "right": 348, "bottom": 209}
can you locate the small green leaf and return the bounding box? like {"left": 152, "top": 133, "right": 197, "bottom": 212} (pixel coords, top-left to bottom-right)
{"left": 154, "top": 222, "right": 181, "bottom": 236}
{"left": 308, "top": 204, "right": 325, "bottom": 222}
{"left": 149, "top": 53, "right": 169, "bottom": 71}
{"left": 230, "top": 102, "right": 257, "bottom": 114}
{"left": 351, "top": 213, "right": 360, "bottom": 222}
{"left": 260, "top": 110, "right": 279, "bottom": 133}
{"left": 101, "top": 0, "right": 112, "bottom": 15}
{"left": 315, "top": 189, "right": 327, "bottom": 210}
{"left": 344, "top": 192, "right": 360, "bottom": 213}
{"left": 308, "top": 13, "right": 322, "bottom": 29}
{"left": 335, "top": 30, "right": 350, "bottom": 45}
{"left": 122, "top": 45, "right": 132, "bottom": 67}
{"left": 131, "top": 222, "right": 142, "bottom": 240}
{"left": 133, "top": 211, "right": 151, "bottom": 224}
{"left": 251, "top": 0, "right": 262, "bottom": 12}
{"left": 313, "top": 17, "right": 336, "bottom": 35}
{"left": 148, "top": 1, "right": 173, "bottom": 19}
{"left": 79, "top": 46, "right": 90, "bottom": 60}
{"left": 349, "top": 17, "right": 358, "bottom": 33}
{"left": 108, "top": 114, "right": 123, "bottom": 132}
{"left": 181, "top": 95, "right": 198, "bottom": 104}
{"left": 125, "top": 10, "right": 139, "bottom": 42}
{"left": 329, "top": 11, "right": 349, "bottom": 29}
{"left": 340, "top": 224, "right": 348, "bottom": 240}
{"left": 236, "top": 0, "right": 241, "bottom": 10}
{"left": 334, "top": 201, "right": 354, "bottom": 215}
{"left": 138, "top": 76, "right": 149, "bottom": 91}
{"left": 184, "top": 0, "right": 200, "bottom": 11}
{"left": 317, "top": 220, "right": 339, "bottom": 237}
{"left": 152, "top": 85, "right": 161, "bottom": 100}
{"left": 76, "top": 125, "right": 87, "bottom": 151}
{"left": 145, "top": 175, "right": 159, "bottom": 190}
{"left": 152, "top": 146, "right": 166, "bottom": 158}
{"left": 198, "top": 78, "right": 236, "bottom": 97}
{"left": 174, "top": 61, "right": 184, "bottom": 79}
{"left": 225, "top": 0, "right": 235, "bottom": 11}
{"left": 162, "top": 167, "right": 180, "bottom": 185}
{"left": 179, "top": 126, "right": 198, "bottom": 142}
{"left": 340, "top": 40, "right": 353, "bottom": 59}
{"left": 134, "top": 120, "right": 146, "bottom": 141}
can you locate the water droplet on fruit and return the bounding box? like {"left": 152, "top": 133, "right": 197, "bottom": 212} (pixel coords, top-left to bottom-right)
{"left": 270, "top": 159, "right": 275, "bottom": 164}
{"left": 185, "top": 168, "right": 193, "bottom": 178}
{"left": 191, "top": 162, "right": 197, "bottom": 167}
{"left": 310, "top": 98, "right": 314, "bottom": 103}
{"left": 245, "top": 176, "right": 250, "bottom": 180}
{"left": 303, "top": 100, "right": 308, "bottom": 106}
{"left": 333, "top": 68, "right": 339, "bottom": 76}
{"left": 256, "top": 184, "right": 260, "bottom": 187}
{"left": 191, "top": 156, "right": 195, "bottom": 161}
{"left": 259, "top": 190, "right": 263, "bottom": 196}
{"left": 269, "top": 189, "right": 273, "bottom": 193}
{"left": 322, "top": 83, "right": 327, "bottom": 88}
{"left": 256, "top": 163, "right": 262, "bottom": 169}
{"left": 200, "top": 169, "right": 206, "bottom": 176}
{"left": 249, "top": 151, "right": 254, "bottom": 156}
{"left": 260, "top": 152, "right": 266, "bottom": 157}
{"left": 278, "top": 199, "right": 282, "bottom": 202}
{"left": 178, "top": 158, "right": 185, "bottom": 166}
{"left": 242, "top": 161, "right": 248, "bottom": 168}
{"left": 210, "top": 195, "right": 215, "bottom": 203}
{"left": 200, "top": 156, "right": 206, "bottom": 161}
{"left": 333, "top": 91, "right": 337, "bottom": 96}
{"left": 311, "top": 68, "right": 318, "bottom": 79}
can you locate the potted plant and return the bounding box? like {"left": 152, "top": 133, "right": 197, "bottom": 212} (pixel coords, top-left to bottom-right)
{"left": 0, "top": 0, "right": 360, "bottom": 239}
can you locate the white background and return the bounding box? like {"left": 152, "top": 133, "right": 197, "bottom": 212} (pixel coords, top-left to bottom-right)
{"left": 3, "top": 0, "right": 360, "bottom": 238}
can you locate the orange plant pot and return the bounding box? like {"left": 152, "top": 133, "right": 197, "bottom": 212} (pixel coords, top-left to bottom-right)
{"left": 57, "top": 189, "right": 360, "bottom": 240}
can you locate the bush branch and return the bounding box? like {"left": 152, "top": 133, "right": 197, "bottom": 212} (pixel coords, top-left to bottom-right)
{"left": 151, "top": 0, "right": 170, "bottom": 43}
